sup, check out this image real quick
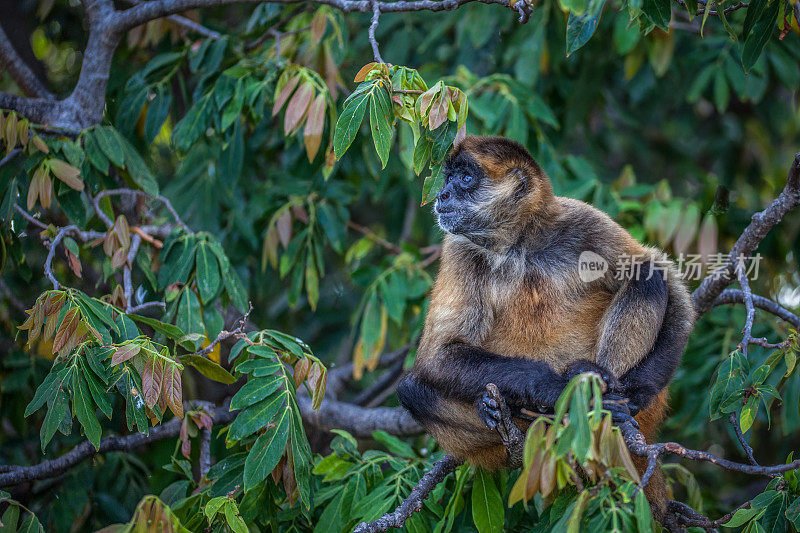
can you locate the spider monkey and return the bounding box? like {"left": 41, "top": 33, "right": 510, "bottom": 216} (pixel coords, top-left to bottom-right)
{"left": 397, "top": 136, "right": 695, "bottom": 517}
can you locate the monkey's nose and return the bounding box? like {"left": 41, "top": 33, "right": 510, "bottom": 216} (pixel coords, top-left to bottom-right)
{"left": 438, "top": 190, "right": 450, "bottom": 201}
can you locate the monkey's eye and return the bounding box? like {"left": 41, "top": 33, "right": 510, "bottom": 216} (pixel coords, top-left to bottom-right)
{"left": 462, "top": 175, "right": 473, "bottom": 184}
{"left": 445, "top": 175, "right": 454, "bottom": 184}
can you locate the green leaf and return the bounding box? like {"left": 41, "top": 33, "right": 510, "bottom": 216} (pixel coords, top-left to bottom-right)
{"left": 565, "top": 0, "right": 606, "bottom": 56}
{"left": 181, "top": 354, "right": 236, "bottom": 384}
{"left": 91, "top": 126, "right": 126, "bottom": 167}
{"left": 230, "top": 377, "right": 283, "bottom": 409}
{"left": 642, "top": 0, "right": 671, "bottom": 30}
{"left": 369, "top": 83, "right": 394, "bottom": 168}
{"left": 72, "top": 372, "right": 102, "bottom": 449}
{"left": 740, "top": 395, "right": 759, "bottom": 433}
{"left": 742, "top": 0, "right": 767, "bottom": 41}
{"left": 128, "top": 314, "right": 188, "bottom": 345}
{"left": 333, "top": 80, "right": 374, "bottom": 159}
{"left": 725, "top": 507, "right": 762, "bottom": 527}
{"left": 176, "top": 289, "right": 205, "bottom": 350}
{"left": 243, "top": 407, "right": 291, "bottom": 489}
{"left": 40, "top": 389, "right": 69, "bottom": 451}
{"left": 229, "top": 391, "right": 285, "bottom": 441}
{"left": 196, "top": 242, "right": 222, "bottom": 304}
{"left": 471, "top": 469, "right": 504, "bottom": 533}
{"left": 145, "top": 89, "right": 172, "bottom": 144}
{"left": 372, "top": 430, "right": 416, "bottom": 459}
{"left": 741, "top": 0, "right": 779, "bottom": 73}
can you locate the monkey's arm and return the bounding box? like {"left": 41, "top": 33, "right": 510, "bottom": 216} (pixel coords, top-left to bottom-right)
{"left": 595, "top": 260, "right": 692, "bottom": 412}
{"left": 398, "top": 343, "right": 572, "bottom": 424}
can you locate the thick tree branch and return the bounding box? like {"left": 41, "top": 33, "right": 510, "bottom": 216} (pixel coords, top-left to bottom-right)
{"left": 0, "top": 25, "right": 52, "bottom": 99}
{"left": 297, "top": 393, "right": 423, "bottom": 437}
{"left": 692, "top": 153, "right": 800, "bottom": 315}
{"left": 0, "top": 401, "right": 233, "bottom": 487}
{"left": 353, "top": 454, "right": 463, "bottom": 533}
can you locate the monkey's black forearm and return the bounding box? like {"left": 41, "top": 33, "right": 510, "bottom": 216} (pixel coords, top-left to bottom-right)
{"left": 397, "top": 343, "right": 569, "bottom": 423}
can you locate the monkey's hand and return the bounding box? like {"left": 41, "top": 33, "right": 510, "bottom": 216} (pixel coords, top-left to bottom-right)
{"left": 476, "top": 383, "right": 524, "bottom": 468}
{"left": 602, "top": 392, "right": 639, "bottom": 429}
{"left": 562, "top": 360, "right": 639, "bottom": 428}
{"left": 563, "top": 359, "right": 621, "bottom": 393}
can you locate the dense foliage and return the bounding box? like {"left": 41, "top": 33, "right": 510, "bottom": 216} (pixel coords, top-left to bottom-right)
{"left": 0, "top": 0, "right": 799, "bottom": 531}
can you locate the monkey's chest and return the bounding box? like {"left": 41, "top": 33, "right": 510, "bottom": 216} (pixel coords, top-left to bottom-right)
{"left": 477, "top": 279, "right": 609, "bottom": 372}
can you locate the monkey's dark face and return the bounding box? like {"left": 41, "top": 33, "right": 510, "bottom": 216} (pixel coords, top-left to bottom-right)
{"left": 434, "top": 153, "right": 490, "bottom": 236}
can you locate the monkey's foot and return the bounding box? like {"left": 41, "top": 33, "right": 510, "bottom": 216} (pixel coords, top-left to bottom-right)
{"left": 477, "top": 383, "right": 524, "bottom": 468}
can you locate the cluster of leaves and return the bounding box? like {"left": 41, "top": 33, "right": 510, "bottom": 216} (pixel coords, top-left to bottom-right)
{"left": 721, "top": 472, "right": 800, "bottom": 532}
{"left": 0, "top": 490, "right": 45, "bottom": 532}
{"left": 313, "top": 429, "right": 454, "bottom": 531}
{"left": 220, "top": 331, "right": 326, "bottom": 507}
{"left": 508, "top": 374, "right": 652, "bottom": 532}
{"left": 349, "top": 252, "right": 431, "bottom": 377}
{"left": 709, "top": 331, "right": 800, "bottom": 433}
{"left": 334, "top": 63, "right": 468, "bottom": 204}
{"left": 262, "top": 193, "right": 348, "bottom": 310}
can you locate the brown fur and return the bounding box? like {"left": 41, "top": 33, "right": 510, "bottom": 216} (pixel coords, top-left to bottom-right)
{"left": 412, "top": 136, "right": 692, "bottom": 515}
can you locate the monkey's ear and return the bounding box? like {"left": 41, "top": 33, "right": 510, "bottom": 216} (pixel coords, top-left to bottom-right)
{"left": 512, "top": 168, "right": 528, "bottom": 198}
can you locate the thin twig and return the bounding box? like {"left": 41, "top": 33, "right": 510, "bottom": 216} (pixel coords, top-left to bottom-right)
{"left": 93, "top": 189, "right": 189, "bottom": 231}
{"left": 368, "top": 2, "right": 384, "bottom": 63}
{"left": 128, "top": 301, "right": 167, "bottom": 313}
{"left": 728, "top": 412, "right": 758, "bottom": 467}
{"left": 0, "top": 148, "right": 23, "bottom": 169}
{"left": 123, "top": 234, "right": 142, "bottom": 312}
{"left": 190, "top": 303, "right": 253, "bottom": 357}
{"left": 353, "top": 455, "right": 463, "bottom": 533}
{"left": 44, "top": 226, "right": 78, "bottom": 289}
{"left": 735, "top": 255, "right": 756, "bottom": 360}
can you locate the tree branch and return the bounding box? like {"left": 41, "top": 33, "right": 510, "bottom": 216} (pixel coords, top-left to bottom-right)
{"left": 713, "top": 289, "right": 800, "bottom": 330}
{"left": 0, "top": 400, "right": 234, "bottom": 487}
{"left": 692, "top": 153, "right": 800, "bottom": 315}
{"left": 368, "top": 2, "right": 384, "bottom": 63}
{"left": 0, "top": 25, "right": 53, "bottom": 99}
{"left": 353, "top": 454, "right": 463, "bottom": 533}
{"left": 111, "top": 0, "right": 523, "bottom": 34}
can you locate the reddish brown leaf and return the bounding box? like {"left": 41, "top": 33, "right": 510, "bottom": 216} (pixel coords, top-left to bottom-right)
{"left": 272, "top": 76, "right": 300, "bottom": 117}
{"left": 113, "top": 215, "right": 131, "bottom": 251}
{"left": 111, "top": 246, "right": 128, "bottom": 269}
{"left": 276, "top": 210, "right": 292, "bottom": 248}
{"left": 293, "top": 357, "right": 310, "bottom": 388}
{"left": 38, "top": 174, "right": 52, "bottom": 208}
{"left": 112, "top": 344, "right": 141, "bottom": 365}
{"left": 52, "top": 307, "right": 80, "bottom": 352}
{"left": 31, "top": 135, "right": 49, "bottom": 154}
{"left": 142, "top": 357, "right": 164, "bottom": 409}
{"left": 102, "top": 232, "right": 116, "bottom": 257}
{"left": 48, "top": 158, "right": 84, "bottom": 191}
{"left": 66, "top": 250, "right": 82, "bottom": 278}
{"left": 354, "top": 62, "right": 377, "bottom": 83}
{"left": 428, "top": 94, "right": 448, "bottom": 130}
{"left": 162, "top": 364, "right": 184, "bottom": 418}
{"left": 43, "top": 312, "right": 58, "bottom": 341}
{"left": 303, "top": 93, "right": 326, "bottom": 161}
{"left": 284, "top": 82, "right": 314, "bottom": 135}
{"left": 5, "top": 112, "right": 18, "bottom": 149}
{"left": 311, "top": 11, "right": 327, "bottom": 40}
{"left": 180, "top": 419, "right": 191, "bottom": 458}
{"left": 43, "top": 291, "right": 66, "bottom": 317}
{"left": 290, "top": 205, "right": 308, "bottom": 223}
{"left": 264, "top": 226, "right": 279, "bottom": 270}
{"left": 26, "top": 169, "right": 40, "bottom": 210}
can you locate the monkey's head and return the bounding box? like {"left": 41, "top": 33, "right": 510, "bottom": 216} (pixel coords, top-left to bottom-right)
{"left": 435, "top": 136, "right": 554, "bottom": 245}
